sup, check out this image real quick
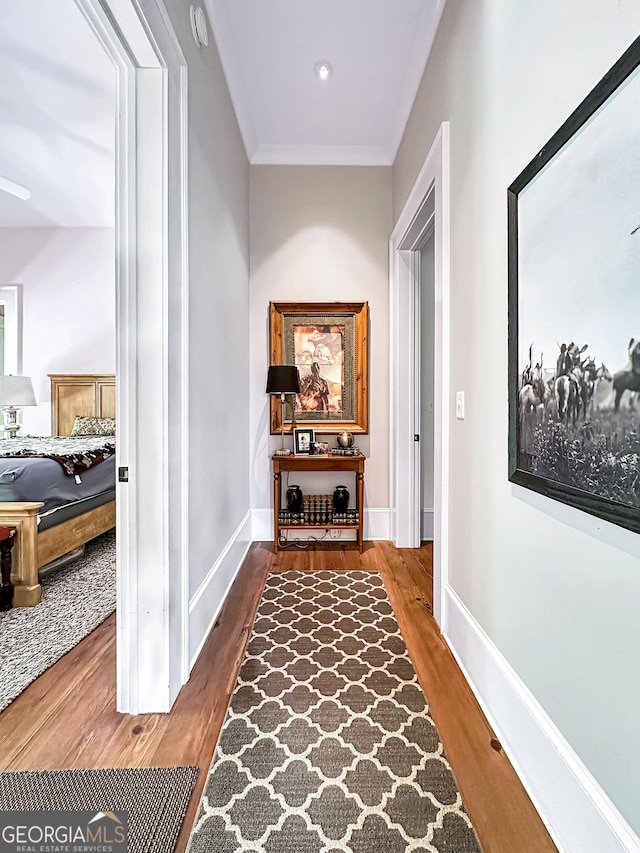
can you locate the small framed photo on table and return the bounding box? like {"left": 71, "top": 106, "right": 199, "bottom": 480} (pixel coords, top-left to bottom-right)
{"left": 293, "top": 427, "right": 315, "bottom": 455}
{"left": 310, "top": 438, "right": 329, "bottom": 455}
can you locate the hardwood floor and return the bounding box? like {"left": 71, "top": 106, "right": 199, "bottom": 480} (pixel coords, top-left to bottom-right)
{"left": 0, "top": 541, "right": 556, "bottom": 853}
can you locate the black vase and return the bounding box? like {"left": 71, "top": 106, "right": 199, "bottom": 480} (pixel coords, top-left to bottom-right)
{"left": 333, "top": 485, "right": 349, "bottom": 512}
{"left": 286, "top": 485, "right": 303, "bottom": 512}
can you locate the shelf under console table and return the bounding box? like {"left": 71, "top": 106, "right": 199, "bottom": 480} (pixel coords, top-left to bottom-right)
{"left": 272, "top": 453, "right": 365, "bottom": 553}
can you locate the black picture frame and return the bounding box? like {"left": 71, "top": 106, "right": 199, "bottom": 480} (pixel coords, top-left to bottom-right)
{"left": 293, "top": 427, "right": 315, "bottom": 455}
{"left": 508, "top": 35, "right": 640, "bottom": 534}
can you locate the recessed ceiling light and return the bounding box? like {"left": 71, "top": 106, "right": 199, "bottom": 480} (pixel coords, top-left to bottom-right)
{"left": 314, "top": 60, "right": 333, "bottom": 81}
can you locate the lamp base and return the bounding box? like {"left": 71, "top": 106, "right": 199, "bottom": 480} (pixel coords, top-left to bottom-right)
{"left": 1, "top": 407, "right": 20, "bottom": 440}
{"left": 273, "top": 447, "right": 292, "bottom": 456}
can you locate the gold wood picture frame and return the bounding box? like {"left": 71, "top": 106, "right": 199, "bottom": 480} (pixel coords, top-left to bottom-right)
{"left": 269, "top": 301, "right": 369, "bottom": 434}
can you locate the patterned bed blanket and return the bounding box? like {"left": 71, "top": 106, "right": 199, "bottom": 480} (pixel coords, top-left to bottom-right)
{"left": 0, "top": 436, "right": 116, "bottom": 476}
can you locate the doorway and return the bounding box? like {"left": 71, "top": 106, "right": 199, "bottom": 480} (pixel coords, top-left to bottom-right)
{"left": 0, "top": 0, "right": 188, "bottom": 713}
{"left": 70, "top": 0, "right": 189, "bottom": 712}
{"left": 389, "top": 122, "right": 450, "bottom": 627}
{"left": 419, "top": 234, "right": 435, "bottom": 543}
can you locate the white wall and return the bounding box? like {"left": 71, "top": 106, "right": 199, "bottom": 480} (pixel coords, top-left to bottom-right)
{"left": 394, "top": 0, "right": 640, "bottom": 843}
{"left": 0, "top": 227, "right": 115, "bottom": 434}
{"left": 162, "top": 0, "right": 251, "bottom": 663}
{"left": 249, "top": 165, "right": 392, "bottom": 538}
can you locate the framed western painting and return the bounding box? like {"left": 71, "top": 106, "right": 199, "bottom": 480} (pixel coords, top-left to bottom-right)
{"left": 269, "top": 301, "right": 369, "bottom": 434}
{"left": 508, "top": 35, "right": 640, "bottom": 533}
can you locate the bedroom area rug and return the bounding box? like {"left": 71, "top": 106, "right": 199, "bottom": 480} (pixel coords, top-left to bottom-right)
{"left": 0, "top": 529, "right": 116, "bottom": 712}
{"left": 0, "top": 765, "right": 198, "bottom": 853}
{"left": 187, "top": 570, "right": 481, "bottom": 853}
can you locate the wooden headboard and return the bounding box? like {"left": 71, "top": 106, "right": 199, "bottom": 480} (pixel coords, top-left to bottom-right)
{"left": 48, "top": 374, "right": 116, "bottom": 436}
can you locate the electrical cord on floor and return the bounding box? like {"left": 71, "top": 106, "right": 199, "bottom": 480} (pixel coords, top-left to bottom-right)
{"left": 277, "top": 529, "right": 330, "bottom": 550}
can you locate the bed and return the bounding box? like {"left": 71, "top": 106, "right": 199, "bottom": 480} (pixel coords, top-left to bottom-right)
{"left": 0, "top": 374, "right": 116, "bottom": 607}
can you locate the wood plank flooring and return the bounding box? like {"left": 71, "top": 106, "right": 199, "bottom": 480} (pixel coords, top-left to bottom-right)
{"left": 0, "top": 541, "right": 556, "bottom": 852}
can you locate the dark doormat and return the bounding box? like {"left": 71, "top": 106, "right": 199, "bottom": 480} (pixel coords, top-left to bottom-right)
{"left": 187, "top": 570, "right": 481, "bottom": 852}
{"left": 0, "top": 765, "right": 198, "bottom": 853}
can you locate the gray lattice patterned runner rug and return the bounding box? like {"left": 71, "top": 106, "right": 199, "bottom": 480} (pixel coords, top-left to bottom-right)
{"left": 0, "top": 765, "right": 198, "bottom": 853}
{"left": 0, "top": 530, "right": 116, "bottom": 713}
{"left": 187, "top": 570, "right": 481, "bottom": 853}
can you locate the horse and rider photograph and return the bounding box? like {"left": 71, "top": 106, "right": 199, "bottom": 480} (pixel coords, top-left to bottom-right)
{"left": 269, "top": 302, "right": 369, "bottom": 435}
{"left": 508, "top": 37, "right": 640, "bottom": 532}
{"left": 294, "top": 325, "right": 344, "bottom": 415}
{"left": 515, "top": 338, "right": 640, "bottom": 509}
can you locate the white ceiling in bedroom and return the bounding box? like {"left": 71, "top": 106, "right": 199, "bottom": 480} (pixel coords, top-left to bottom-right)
{"left": 204, "top": 0, "right": 447, "bottom": 165}
{"left": 0, "top": 0, "right": 115, "bottom": 228}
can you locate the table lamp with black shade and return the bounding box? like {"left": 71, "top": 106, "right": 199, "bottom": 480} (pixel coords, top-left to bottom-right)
{"left": 266, "top": 365, "right": 300, "bottom": 456}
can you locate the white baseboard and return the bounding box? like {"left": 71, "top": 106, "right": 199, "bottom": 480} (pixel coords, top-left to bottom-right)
{"left": 251, "top": 507, "right": 391, "bottom": 541}
{"left": 188, "top": 511, "right": 252, "bottom": 668}
{"left": 442, "top": 585, "right": 640, "bottom": 853}
{"left": 252, "top": 507, "right": 272, "bottom": 542}
{"left": 364, "top": 508, "right": 391, "bottom": 540}
{"left": 421, "top": 508, "right": 434, "bottom": 540}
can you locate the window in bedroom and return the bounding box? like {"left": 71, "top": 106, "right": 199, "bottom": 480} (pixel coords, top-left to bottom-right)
{"left": 0, "top": 304, "right": 4, "bottom": 375}
{"left": 0, "top": 284, "right": 22, "bottom": 375}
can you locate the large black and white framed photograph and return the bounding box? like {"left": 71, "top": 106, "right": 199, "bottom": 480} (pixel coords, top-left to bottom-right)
{"left": 508, "top": 36, "right": 640, "bottom": 533}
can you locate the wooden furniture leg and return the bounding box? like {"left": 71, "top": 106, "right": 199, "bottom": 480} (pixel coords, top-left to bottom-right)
{"left": 273, "top": 471, "right": 281, "bottom": 553}
{"left": 0, "top": 500, "right": 115, "bottom": 608}
{"left": 0, "top": 502, "right": 44, "bottom": 607}
{"left": 0, "top": 526, "right": 15, "bottom": 610}
{"left": 356, "top": 471, "right": 364, "bottom": 553}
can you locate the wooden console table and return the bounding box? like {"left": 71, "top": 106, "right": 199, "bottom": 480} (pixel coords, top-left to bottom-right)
{"left": 272, "top": 453, "right": 365, "bottom": 553}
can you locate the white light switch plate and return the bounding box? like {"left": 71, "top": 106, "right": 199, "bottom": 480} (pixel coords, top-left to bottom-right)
{"left": 456, "top": 391, "right": 465, "bottom": 420}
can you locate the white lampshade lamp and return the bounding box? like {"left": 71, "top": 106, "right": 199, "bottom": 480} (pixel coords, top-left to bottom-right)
{"left": 0, "top": 375, "right": 36, "bottom": 438}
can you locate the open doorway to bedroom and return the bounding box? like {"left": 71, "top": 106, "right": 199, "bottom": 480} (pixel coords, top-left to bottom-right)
{"left": 0, "top": 0, "right": 189, "bottom": 715}
{"left": 0, "top": 0, "right": 117, "bottom": 430}
{"left": 0, "top": 0, "right": 118, "bottom": 708}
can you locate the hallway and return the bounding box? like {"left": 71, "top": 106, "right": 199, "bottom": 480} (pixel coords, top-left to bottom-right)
{"left": 0, "top": 541, "right": 555, "bottom": 852}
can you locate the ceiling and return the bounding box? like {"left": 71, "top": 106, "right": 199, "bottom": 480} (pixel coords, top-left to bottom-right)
{"left": 204, "top": 0, "right": 446, "bottom": 165}
{"left": 0, "top": 0, "right": 115, "bottom": 228}
{"left": 0, "top": 0, "right": 445, "bottom": 228}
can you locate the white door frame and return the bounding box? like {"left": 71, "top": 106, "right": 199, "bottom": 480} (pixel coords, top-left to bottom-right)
{"left": 389, "top": 122, "right": 450, "bottom": 626}
{"left": 74, "top": 0, "right": 189, "bottom": 712}
{"left": 0, "top": 285, "right": 23, "bottom": 374}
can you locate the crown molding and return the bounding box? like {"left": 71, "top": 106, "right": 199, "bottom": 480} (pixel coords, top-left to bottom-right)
{"left": 205, "top": 0, "right": 446, "bottom": 168}
{"left": 251, "top": 144, "right": 392, "bottom": 167}
{"left": 204, "top": 0, "right": 258, "bottom": 161}
{"left": 385, "top": 0, "right": 448, "bottom": 162}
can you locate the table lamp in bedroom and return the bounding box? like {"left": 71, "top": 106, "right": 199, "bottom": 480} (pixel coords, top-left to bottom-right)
{"left": 266, "top": 364, "right": 300, "bottom": 456}
{"left": 0, "top": 375, "right": 36, "bottom": 439}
